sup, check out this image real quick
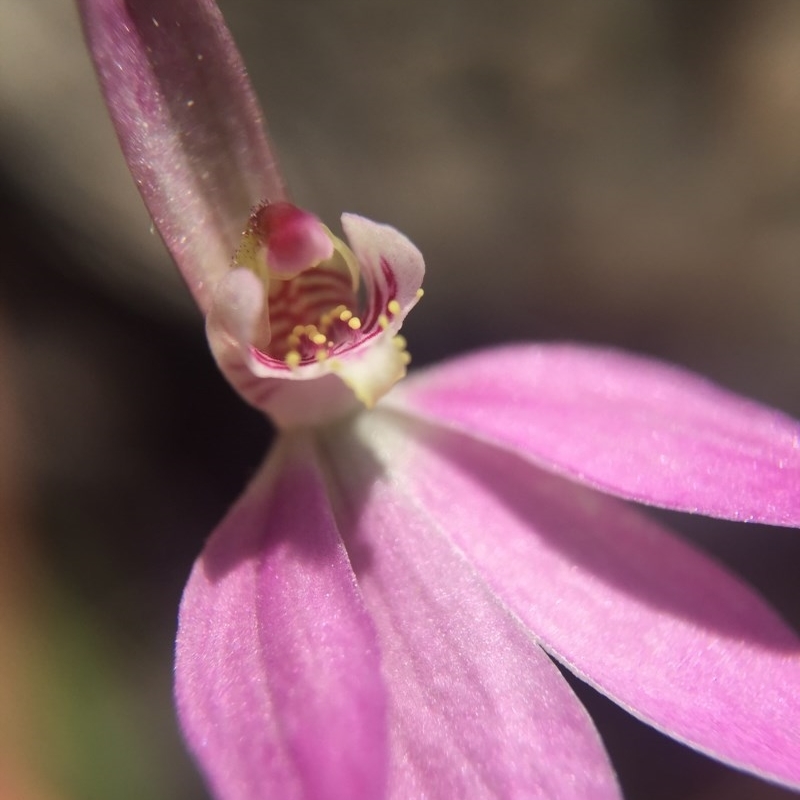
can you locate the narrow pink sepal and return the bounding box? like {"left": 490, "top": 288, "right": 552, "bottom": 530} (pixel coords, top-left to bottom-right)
{"left": 77, "top": 0, "right": 286, "bottom": 311}
{"left": 389, "top": 343, "right": 800, "bottom": 526}
{"left": 322, "top": 421, "right": 622, "bottom": 799}
{"left": 175, "top": 435, "right": 387, "bottom": 800}
{"left": 362, "top": 412, "right": 800, "bottom": 790}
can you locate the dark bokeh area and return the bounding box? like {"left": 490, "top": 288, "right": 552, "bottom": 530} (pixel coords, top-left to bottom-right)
{"left": 0, "top": 0, "right": 798, "bottom": 798}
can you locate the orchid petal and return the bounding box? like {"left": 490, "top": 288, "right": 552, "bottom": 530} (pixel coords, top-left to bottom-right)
{"left": 320, "top": 423, "right": 622, "bottom": 800}
{"left": 78, "top": 0, "right": 285, "bottom": 311}
{"left": 355, "top": 411, "right": 800, "bottom": 790}
{"left": 388, "top": 343, "right": 800, "bottom": 526}
{"left": 175, "top": 434, "right": 387, "bottom": 800}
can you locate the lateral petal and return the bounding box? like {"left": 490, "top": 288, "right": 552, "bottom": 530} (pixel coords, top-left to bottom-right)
{"left": 175, "top": 434, "right": 387, "bottom": 800}
{"left": 388, "top": 343, "right": 800, "bottom": 526}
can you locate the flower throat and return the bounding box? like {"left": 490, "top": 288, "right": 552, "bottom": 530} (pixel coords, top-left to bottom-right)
{"left": 233, "top": 201, "right": 364, "bottom": 366}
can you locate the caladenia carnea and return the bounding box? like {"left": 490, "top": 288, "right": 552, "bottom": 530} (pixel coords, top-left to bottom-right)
{"left": 79, "top": 1, "right": 800, "bottom": 799}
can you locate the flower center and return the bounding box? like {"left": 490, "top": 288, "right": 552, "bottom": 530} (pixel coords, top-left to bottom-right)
{"left": 233, "top": 202, "right": 364, "bottom": 366}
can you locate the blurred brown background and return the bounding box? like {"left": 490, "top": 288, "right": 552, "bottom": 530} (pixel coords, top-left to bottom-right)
{"left": 0, "top": 0, "right": 798, "bottom": 798}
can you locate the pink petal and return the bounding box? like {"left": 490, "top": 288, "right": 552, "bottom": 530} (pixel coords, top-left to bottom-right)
{"left": 78, "top": 0, "right": 285, "bottom": 311}
{"left": 321, "top": 424, "right": 622, "bottom": 799}
{"left": 388, "top": 343, "right": 800, "bottom": 526}
{"left": 175, "top": 435, "right": 387, "bottom": 800}
{"left": 352, "top": 411, "right": 800, "bottom": 790}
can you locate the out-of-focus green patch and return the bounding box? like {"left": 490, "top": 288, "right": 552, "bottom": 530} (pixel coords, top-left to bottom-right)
{"left": 28, "top": 589, "right": 202, "bottom": 800}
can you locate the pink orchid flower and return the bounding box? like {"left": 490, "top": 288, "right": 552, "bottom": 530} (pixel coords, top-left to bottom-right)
{"left": 79, "top": 1, "right": 800, "bottom": 798}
